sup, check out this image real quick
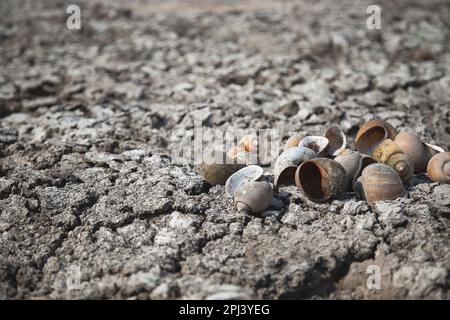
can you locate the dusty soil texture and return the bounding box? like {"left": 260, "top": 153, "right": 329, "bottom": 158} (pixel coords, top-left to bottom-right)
{"left": 0, "top": 0, "right": 449, "bottom": 299}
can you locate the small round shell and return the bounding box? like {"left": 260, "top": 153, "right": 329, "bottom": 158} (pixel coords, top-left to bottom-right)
{"left": 334, "top": 151, "right": 376, "bottom": 189}
{"left": 234, "top": 181, "right": 273, "bottom": 213}
{"left": 372, "top": 139, "right": 413, "bottom": 180}
{"left": 284, "top": 133, "right": 306, "bottom": 150}
{"left": 273, "top": 147, "right": 317, "bottom": 186}
{"left": 225, "top": 165, "right": 264, "bottom": 198}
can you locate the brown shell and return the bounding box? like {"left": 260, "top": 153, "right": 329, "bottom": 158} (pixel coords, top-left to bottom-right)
{"left": 372, "top": 139, "right": 413, "bottom": 181}
{"left": 284, "top": 133, "right": 305, "bottom": 150}
{"left": 295, "top": 158, "right": 348, "bottom": 202}
{"left": 325, "top": 126, "right": 347, "bottom": 157}
{"left": 334, "top": 151, "right": 377, "bottom": 189}
{"left": 355, "top": 163, "right": 406, "bottom": 204}
{"left": 356, "top": 119, "right": 398, "bottom": 155}
{"left": 394, "top": 131, "right": 431, "bottom": 173}
{"left": 197, "top": 150, "right": 245, "bottom": 185}
{"left": 427, "top": 152, "right": 450, "bottom": 184}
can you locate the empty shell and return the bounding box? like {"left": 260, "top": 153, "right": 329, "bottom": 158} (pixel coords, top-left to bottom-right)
{"left": 273, "top": 146, "right": 317, "bottom": 186}
{"left": 225, "top": 165, "right": 264, "bottom": 198}
{"left": 295, "top": 158, "right": 348, "bottom": 202}
{"left": 325, "top": 126, "right": 347, "bottom": 157}
{"left": 427, "top": 152, "right": 450, "bottom": 184}
{"left": 298, "top": 136, "right": 329, "bottom": 156}
{"left": 356, "top": 119, "right": 398, "bottom": 155}
{"left": 196, "top": 148, "right": 245, "bottom": 185}
{"left": 334, "top": 151, "right": 377, "bottom": 189}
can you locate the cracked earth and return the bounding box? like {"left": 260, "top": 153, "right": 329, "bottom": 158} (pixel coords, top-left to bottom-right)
{"left": 0, "top": 0, "right": 449, "bottom": 299}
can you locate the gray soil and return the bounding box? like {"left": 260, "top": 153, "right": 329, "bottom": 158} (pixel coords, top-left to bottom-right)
{"left": 0, "top": 0, "right": 449, "bottom": 299}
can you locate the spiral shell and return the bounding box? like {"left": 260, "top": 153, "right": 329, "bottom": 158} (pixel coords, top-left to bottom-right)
{"left": 295, "top": 158, "right": 348, "bottom": 202}
{"left": 372, "top": 139, "right": 413, "bottom": 181}
{"left": 356, "top": 119, "right": 398, "bottom": 155}
{"left": 354, "top": 163, "right": 406, "bottom": 204}
{"left": 225, "top": 165, "right": 264, "bottom": 198}
{"left": 234, "top": 181, "right": 273, "bottom": 213}
{"left": 273, "top": 147, "right": 317, "bottom": 186}
{"left": 394, "top": 131, "right": 433, "bottom": 173}
{"left": 427, "top": 152, "right": 450, "bottom": 184}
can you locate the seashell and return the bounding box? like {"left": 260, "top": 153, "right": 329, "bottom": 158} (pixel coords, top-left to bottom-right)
{"left": 238, "top": 135, "right": 258, "bottom": 153}
{"left": 298, "top": 136, "right": 329, "bottom": 156}
{"left": 427, "top": 152, "right": 450, "bottom": 184}
{"left": 356, "top": 119, "right": 398, "bottom": 155}
{"left": 196, "top": 149, "right": 245, "bottom": 185}
{"left": 225, "top": 165, "right": 264, "bottom": 198}
{"left": 295, "top": 158, "right": 348, "bottom": 202}
{"left": 372, "top": 139, "right": 413, "bottom": 180}
{"left": 234, "top": 181, "right": 273, "bottom": 213}
{"left": 394, "top": 131, "right": 432, "bottom": 173}
{"left": 273, "top": 147, "right": 317, "bottom": 186}
{"left": 325, "top": 126, "right": 347, "bottom": 157}
{"left": 284, "top": 133, "right": 306, "bottom": 150}
{"left": 334, "top": 151, "right": 377, "bottom": 189}
{"left": 354, "top": 163, "right": 406, "bottom": 204}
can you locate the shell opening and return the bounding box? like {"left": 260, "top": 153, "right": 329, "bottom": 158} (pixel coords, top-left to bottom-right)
{"left": 298, "top": 162, "right": 327, "bottom": 200}
{"left": 357, "top": 126, "right": 387, "bottom": 155}
{"left": 276, "top": 166, "right": 297, "bottom": 186}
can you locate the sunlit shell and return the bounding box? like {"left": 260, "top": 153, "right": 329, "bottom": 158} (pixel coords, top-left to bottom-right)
{"left": 273, "top": 147, "right": 317, "bottom": 186}
{"left": 356, "top": 119, "right": 398, "bottom": 155}
{"left": 225, "top": 165, "right": 264, "bottom": 198}
{"left": 325, "top": 126, "right": 347, "bottom": 157}
{"left": 234, "top": 181, "right": 273, "bottom": 213}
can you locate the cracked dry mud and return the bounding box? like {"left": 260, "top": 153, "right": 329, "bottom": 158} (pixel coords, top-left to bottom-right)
{"left": 0, "top": 0, "right": 449, "bottom": 299}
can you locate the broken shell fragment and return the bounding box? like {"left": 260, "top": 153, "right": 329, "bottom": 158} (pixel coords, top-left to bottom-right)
{"left": 394, "top": 131, "right": 432, "bottom": 173}
{"left": 372, "top": 139, "right": 413, "bottom": 181}
{"left": 427, "top": 152, "right": 450, "bottom": 184}
{"left": 298, "top": 136, "right": 329, "bottom": 157}
{"left": 234, "top": 181, "right": 273, "bottom": 213}
{"left": 196, "top": 149, "right": 245, "bottom": 185}
{"left": 295, "top": 158, "right": 348, "bottom": 202}
{"left": 273, "top": 146, "right": 317, "bottom": 186}
{"left": 356, "top": 119, "right": 398, "bottom": 155}
{"left": 334, "top": 151, "right": 377, "bottom": 189}
{"left": 425, "top": 143, "right": 445, "bottom": 156}
{"left": 325, "top": 126, "right": 347, "bottom": 157}
{"left": 354, "top": 163, "right": 406, "bottom": 204}
{"left": 225, "top": 165, "right": 264, "bottom": 198}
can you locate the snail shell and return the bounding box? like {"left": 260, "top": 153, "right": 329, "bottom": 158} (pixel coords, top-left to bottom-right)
{"left": 334, "top": 151, "right": 377, "bottom": 189}
{"left": 273, "top": 147, "right": 317, "bottom": 186}
{"left": 394, "top": 131, "right": 433, "bottom": 173}
{"left": 325, "top": 126, "right": 347, "bottom": 157}
{"left": 234, "top": 181, "right": 273, "bottom": 213}
{"left": 197, "top": 149, "right": 245, "bottom": 185}
{"left": 238, "top": 135, "right": 258, "bottom": 153}
{"left": 354, "top": 163, "right": 406, "bottom": 204}
{"left": 225, "top": 165, "right": 264, "bottom": 198}
{"left": 356, "top": 119, "right": 398, "bottom": 155}
{"left": 298, "top": 136, "right": 329, "bottom": 157}
{"left": 284, "top": 133, "right": 306, "bottom": 150}
{"left": 427, "top": 152, "right": 450, "bottom": 184}
{"left": 372, "top": 139, "right": 413, "bottom": 180}
{"left": 295, "top": 158, "right": 348, "bottom": 202}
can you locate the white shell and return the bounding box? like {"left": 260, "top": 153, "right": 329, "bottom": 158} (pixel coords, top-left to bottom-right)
{"left": 298, "top": 136, "right": 329, "bottom": 156}
{"left": 425, "top": 143, "right": 445, "bottom": 155}
{"left": 274, "top": 147, "right": 317, "bottom": 186}
{"left": 225, "top": 165, "right": 264, "bottom": 198}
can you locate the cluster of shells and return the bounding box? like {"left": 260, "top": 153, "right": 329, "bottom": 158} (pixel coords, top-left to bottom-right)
{"left": 197, "top": 120, "right": 450, "bottom": 214}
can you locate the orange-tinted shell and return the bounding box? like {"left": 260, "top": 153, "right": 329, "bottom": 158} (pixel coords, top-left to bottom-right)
{"left": 356, "top": 119, "right": 398, "bottom": 155}
{"left": 427, "top": 152, "right": 450, "bottom": 184}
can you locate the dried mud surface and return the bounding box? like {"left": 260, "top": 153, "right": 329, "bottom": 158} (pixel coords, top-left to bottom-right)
{"left": 0, "top": 0, "right": 449, "bottom": 299}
